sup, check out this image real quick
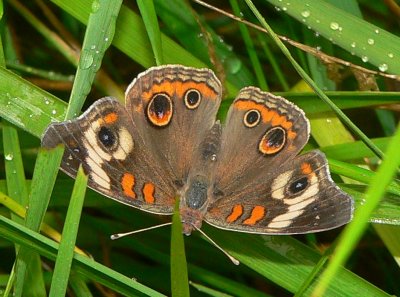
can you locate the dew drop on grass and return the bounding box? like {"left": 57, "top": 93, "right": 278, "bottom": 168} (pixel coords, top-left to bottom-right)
{"left": 388, "top": 53, "right": 394, "bottom": 58}
{"left": 351, "top": 42, "right": 356, "bottom": 48}
{"left": 5, "top": 154, "right": 14, "bottom": 161}
{"left": 79, "top": 49, "right": 94, "bottom": 70}
{"left": 367, "top": 38, "right": 375, "bottom": 45}
{"left": 301, "top": 10, "right": 310, "bottom": 18}
{"left": 361, "top": 55, "right": 369, "bottom": 62}
{"left": 330, "top": 22, "right": 339, "bottom": 30}
{"left": 91, "top": 0, "right": 100, "bottom": 13}
{"left": 379, "top": 63, "right": 388, "bottom": 72}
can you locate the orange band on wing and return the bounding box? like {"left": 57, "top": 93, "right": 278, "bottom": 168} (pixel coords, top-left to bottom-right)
{"left": 121, "top": 173, "right": 136, "bottom": 199}
{"left": 104, "top": 112, "right": 118, "bottom": 124}
{"left": 226, "top": 204, "right": 243, "bottom": 223}
{"left": 243, "top": 206, "right": 265, "bottom": 225}
{"left": 142, "top": 81, "right": 218, "bottom": 102}
{"left": 234, "top": 100, "right": 296, "bottom": 139}
{"left": 143, "top": 183, "right": 155, "bottom": 204}
{"left": 301, "top": 162, "right": 313, "bottom": 175}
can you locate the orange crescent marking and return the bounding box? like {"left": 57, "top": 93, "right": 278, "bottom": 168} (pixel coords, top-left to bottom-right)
{"left": 226, "top": 204, "right": 243, "bottom": 223}
{"left": 121, "top": 173, "right": 136, "bottom": 199}
{"left": 142, "top": 81, "right": 218, "bottom": 102}
{"left": 234, "top": 100, "right": 295, "bottom": 135}
{"left": 301, "top": 162, "right": 313, "bottom": 175}
{"left": 143, "top": 183, "right": 155, "bottom": 204}
{"left": 243, "top": 206, "right": 265, "bottom": 225}
{"left": 104, "top": 112, "right": 118, "bottom": 124}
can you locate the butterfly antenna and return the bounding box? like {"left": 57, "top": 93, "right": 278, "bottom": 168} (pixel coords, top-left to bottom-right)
{"left": 111, "top": 222, "right": 173, "bottom": 240}
{"left": 193, "top": 225, "right": 240, "bottom": 265}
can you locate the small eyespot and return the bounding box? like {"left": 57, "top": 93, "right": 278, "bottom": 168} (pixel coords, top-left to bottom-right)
{"left": 184, "top": 89, "right": 201, "bottom": 109}
{"left": 98, "top": 126, "right": 116, "bottom": 147}
{"left": 147, "top": 93, "right": 173, "bottom": 126}
{"left": 243, "top": 110, "right": 261, "bottom": 127}
{"left": 259, "top": 126, "right": 286, "bottom": 155}
{"left": 289, "top": 177, "right": 309, "bottom": 194}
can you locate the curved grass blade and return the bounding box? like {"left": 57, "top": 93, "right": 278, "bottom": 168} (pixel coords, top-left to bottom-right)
{"left": 49, "top": 166, "right": 87, "bottom": 297}
{"left": 0, "top": 215, "right": 166, "bottom": 297}
{"left": 171, "top": 199, "right": 190, "bottom": 297}
{"left": 266, "top": 0, "right": 400, "bottom": 75}
{"left": 313, "top": 124, "right": 400, "bottom": 296}
{"left": 137, "top": 0, "right": 163, "bottom": 65}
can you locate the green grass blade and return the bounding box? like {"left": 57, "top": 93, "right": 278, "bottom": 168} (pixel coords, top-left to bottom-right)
{"left": 49, "top": 167, "right": 88, "bottom": 297}
{"left": 207, "top": 228, "right": 390, "bottom": 297}
{"left": 313, "top": 124, "right": 400, "bottom": 295}
{"left": 137, "top": 0, "right": 163, "bottom": 65}
{"left": 230, "top": 0, "right": 268, "bottom": 90}
{"left": 267, "top": 0, "right": 400, "bottom": 74}
{"left": 0, "top": 215, "right": 166, "bottom": 297}
{"left": 245, "top": 0, "right": 385, "bottom": 160}
{"left": 171, "top": 199, "right": 189, "bottom": 297}
{"left": 65, "top": 0, "right": 123, "bottom": 118}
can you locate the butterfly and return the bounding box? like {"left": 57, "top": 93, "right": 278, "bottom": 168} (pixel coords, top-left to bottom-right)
{"left": 42, "top": 65, "right": 353, "bottom": 239}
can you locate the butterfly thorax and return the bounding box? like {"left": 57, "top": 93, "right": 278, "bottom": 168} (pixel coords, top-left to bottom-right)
{"left": 179, "top": 176, "right": 211, "bottom": 235}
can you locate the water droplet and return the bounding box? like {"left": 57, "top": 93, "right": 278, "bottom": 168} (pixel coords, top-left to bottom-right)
{"left": 375, "top": 29, "right": 380, "bottom": 34}
{"left": 301, "top": 10, "right": 310, "bottom": 18}
{"left": 361, "top": 55, "right": 369, "bottom": 62}
{"left": 379, "top": 63, "right": 388, "bottom": 72}
{"left": 79, "top": 49, "right": 94, "bottom": 70}
{"left": 351, "top": 42, "right": 356, "bottom": 48}
{"left": 90, "top": 45, "right": 96, "bottom": 50}
{"left": 388, "top": 53, "right": 394, "bottom": 58}
{"left": 52, "top": 110, "right": 57, "bottom": 115}
{"left": 316, "top": 46, "right": 321, "bottom": 51}
{"left": 330, "top": 22, "right": 339, "bottom": 30}
{"left": 314, "top": 32, "right": 320, "bottom": 37}
{"left": 5, "top": 154, "right": 14, "bottom": 161}
{"left": 45, "top": 100, "right": 50, "bottom": 105}
{"left": 282, "top": 6, "right": 287, "bottom": 11}
{"left": 367, "top": 38, "right": 374, "bottom": 45}
{"left": 91, "top": 0, "right": 100, "bottom": 13}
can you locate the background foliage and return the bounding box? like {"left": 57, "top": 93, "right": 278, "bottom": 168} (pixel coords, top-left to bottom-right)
{"left": 0, "top": 0, "right": 399, "bottom": 296}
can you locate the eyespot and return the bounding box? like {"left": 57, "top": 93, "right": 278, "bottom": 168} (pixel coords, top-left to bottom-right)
{"left": 288, "top": 177, "right": 309, "bottom": 194}
{"left": 184, "top": 89, "right": 201, "bottom": 109}
{"left": 98, "top": 126, "right": 116, "bottom": 148}
{"left": 243, "top": 110, "right": 261, "bottom": 127}
{"left": 147, "top": 93, "right": 173, "bottom": 126}
{"left": 259, "top": 126, "right": 286, "bottom": 155}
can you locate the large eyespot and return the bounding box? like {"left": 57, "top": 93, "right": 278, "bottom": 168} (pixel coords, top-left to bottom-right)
{"left": 259, "top": 126, "right": 286, "bottom": 155}
{"left": 98, "top": 126, "right": 116, "bottom": 148}
{"left": 288, "top": 176, "right": 309, "bottom": 194}
{"left": 147, "top": 93, "right": 173, "bottom": 126}
{"left": 243, "top": 109, "right": 261, "bottom": 127}
{"left": 184, "top": 89, "right": 201, "bottom": 109}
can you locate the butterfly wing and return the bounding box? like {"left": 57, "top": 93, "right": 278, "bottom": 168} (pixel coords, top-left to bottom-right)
{"left": 42, "top": 97, "right": 176, "bottom": 214}
{"left": 125, "top": 65, "right": 222, "bottom": 187}
{"left": 42, "top": 65, "right": 222, "bottom": 215}
{"left": 205, "top": 87, "right": 353, "bottom": 234}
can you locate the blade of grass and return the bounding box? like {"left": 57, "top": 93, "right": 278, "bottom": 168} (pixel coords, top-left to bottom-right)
{"left": 0, "top": 215, "right": 166, "bottom": 297}
{"left": 245, "top": 0, "right": 385, "bottom": 160}
{"left": 171, "top": 199, "right": 189, "bottom": 297}
{"left": 8, "top": 0, "right": 124, "bottom": 100}
{"left": 266, "top": 0, "right": 400, "bottom": 75}
{"left": 229, "top": 0, "right": 268, "bottom": 90}
{"left": 206, "top": 227, "right": 390, "bottom": 297}
{"left": 49, "top": 167, "right": 88, "bottom": 297}
{"left": 137, "top": 0, "right": 163, "bottom": 65}
{"left": 65, "top": 0, "right": 122, "bottom": 118}
{"left": 313, "top": 123, "right": 400, "bottom": 296}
